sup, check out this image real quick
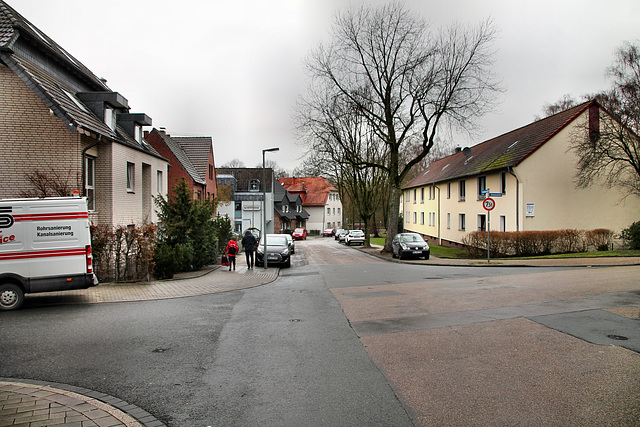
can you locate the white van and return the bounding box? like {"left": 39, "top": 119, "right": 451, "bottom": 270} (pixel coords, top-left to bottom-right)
{"left": 0, "top": 196, "right": 98, "bottom": 310}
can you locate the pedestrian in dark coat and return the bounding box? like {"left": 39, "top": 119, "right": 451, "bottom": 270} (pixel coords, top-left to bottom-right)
{"left": 241, "top": 230, "right": 257, "bottom": 269}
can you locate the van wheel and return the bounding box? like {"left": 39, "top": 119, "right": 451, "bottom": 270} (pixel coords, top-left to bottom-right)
{"left": 0, "top": 283, "right": 24, "bottom": 311}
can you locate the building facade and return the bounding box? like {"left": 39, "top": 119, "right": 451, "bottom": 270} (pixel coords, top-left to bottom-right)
{"left": 145, "top": 128, "right": 217, "bottom": 201}
{"left": 216, "top": 168, "right": 277, "bottom": 235}
{"left": 278, "top": 177, "right": 342, "bottom": 233}
{"left": 403, "top": 101, "right": 640, "bottom": 247}
{"left": 0, "top": 1, "right": 167, "bottom": 226}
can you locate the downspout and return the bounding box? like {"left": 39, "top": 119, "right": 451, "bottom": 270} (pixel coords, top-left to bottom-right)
{"left": 508, "top": 167, "right": 520, "bottom": 231}
{"left": 435, "top": 185, "right": 441, "bottom": 245}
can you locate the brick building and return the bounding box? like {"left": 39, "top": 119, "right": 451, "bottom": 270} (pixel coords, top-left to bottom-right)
{"left": 0, "top": 1, "right": 167, "bottom": 225}
{"left": 145, "top": 128, "right": 217, "bottom": 201}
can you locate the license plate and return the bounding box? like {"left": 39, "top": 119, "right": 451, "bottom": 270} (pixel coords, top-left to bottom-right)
{"left": 412, "top": 251, "right": 422, "bottom": 254}
{"left": 267, "top": 255, "right": 279, "bottom": 260}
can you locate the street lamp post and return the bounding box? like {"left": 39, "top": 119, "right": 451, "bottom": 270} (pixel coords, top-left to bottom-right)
{"left": 262, "top": 147, "right": 279, "bottom": 269}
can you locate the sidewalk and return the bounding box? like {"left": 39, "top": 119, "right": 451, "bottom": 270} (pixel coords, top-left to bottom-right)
{"left": 0, "top": 378, "right": 162, "bottom": 426}
{"left": 360, "top": 244, "right": 640, "bottom": 268}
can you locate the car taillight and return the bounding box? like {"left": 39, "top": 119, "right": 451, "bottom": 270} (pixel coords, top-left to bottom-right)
{"left": 85, "top": 245, "right": 93, "bottom": 273}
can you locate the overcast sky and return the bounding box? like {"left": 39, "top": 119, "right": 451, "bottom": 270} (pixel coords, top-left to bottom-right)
{"left": 8, "top": 0, "right": 640, "bottom": 172}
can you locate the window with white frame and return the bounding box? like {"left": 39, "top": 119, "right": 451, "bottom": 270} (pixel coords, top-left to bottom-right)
{"left": 104, "top": 106, "right": 116, "bottom": 131}
{"left": 413, "top": 212, "right": 417, "bottom": 223}
{"left": 447, "top": 182, "right": 451, "bottom": 199}
{"left": 406, "top": 211, "right": 410, "bottom": 222}
{"left": 413, "top": 189, "right": 417, "bottom": 204}
{"left": 447, "top": 213, "right": 451, "bottom": 229}
{"left": 126, "top": 162, "right": 135, "bottom": 192}
{"left": 459, "top": 213, "right": 466, "bottom": 230}
{"left": 500, "top": 172, "right": 507, "bottom": 194}
{"left": 337, "top": 207, "right": 341, "bottom": 215}
{"left": 134, "top": 124, "right": 142, "bottom": 143}
{"left": 477, "top": 176, "right": 487, "bottom": 198}
{"left": 405, "top": 191, "right": 410, "bottom": 202}
{"left": 500, "top": 215, "right": 506, "bottom": 232}
{"left": 458, "top": 180, "right": 466, "bottom": 201}
{"left": 478, "top": 214, "right": 487, "bottom": 231}
{"left": 420, "top": 212, "right": 425, "bottom": 225}
{"left": 157, "top": 170, "right": 163, "bottom": 194}
{"left": 85, "top": 156, "right": 95, "bottom": 211}
{"left": 421, "top": 188, "right": 424, "bottom": 203}
{"left": 327, "top": 207, "right": 331, "bottom": 215}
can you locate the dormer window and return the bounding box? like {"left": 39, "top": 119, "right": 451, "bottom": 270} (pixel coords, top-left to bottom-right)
{"left": 249, "top": 179, "right": 260, "bottom": 191}
{"left": 104, "top": 106, "right": 116, "bottom": 131}
{"left": 282, "top": 205, "right": 289, "bottom": 213}
{"left": 134, "top": 124, "right": 142, "bottom": 143}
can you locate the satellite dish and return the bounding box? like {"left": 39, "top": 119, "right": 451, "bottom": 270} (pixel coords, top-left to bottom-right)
{"left": 462, "top": 147, "right": 471, "bottom": 156}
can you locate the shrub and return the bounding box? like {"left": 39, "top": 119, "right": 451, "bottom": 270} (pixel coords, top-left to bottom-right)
{"left": 621, "top": 221, "right": 640, "bottom": 249}
{"left": 586, "top": 228, "right": 614, "bottom": 251}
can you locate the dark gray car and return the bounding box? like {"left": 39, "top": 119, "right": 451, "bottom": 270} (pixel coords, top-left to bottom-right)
{"left": 256, "top": 235, "right": 291, "bottom": 267}
{"left": 392, "top": 233, "right": 430, "bottom": 260}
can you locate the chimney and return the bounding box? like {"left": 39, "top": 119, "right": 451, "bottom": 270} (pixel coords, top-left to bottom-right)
{"left": 455, "top": 147, "right": 462, "bottom": 153}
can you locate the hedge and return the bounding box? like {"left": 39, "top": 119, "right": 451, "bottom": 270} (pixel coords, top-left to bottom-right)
{"left": 461, "top": 229, "right": 615, "bottom": 258}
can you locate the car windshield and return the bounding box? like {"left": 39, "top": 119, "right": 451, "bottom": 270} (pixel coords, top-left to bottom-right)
{"left": 294, "top": 229, "right": 304, "bottom": 233}
{"left": 352, "top": 230, "right": 364, "bottom": 235}
{"left": 400, "top": 234, "right": 424, "bottom": 243}
{"left": 266, "top": 236, "right": 288, "bottom": 246}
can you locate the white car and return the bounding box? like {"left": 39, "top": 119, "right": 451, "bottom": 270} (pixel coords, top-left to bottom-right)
{"left": 345, "top": 229, "right": 366, "bottom": 246}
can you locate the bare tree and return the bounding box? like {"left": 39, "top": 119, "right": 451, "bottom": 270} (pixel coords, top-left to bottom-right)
{"left": 255, "top": 159, "right": 289, "bottom": 179}
{"left": 220, "top": 159, "right": 246, "bottom": 168}
{"left": 19, "top": 168, "right": 78, "bottom": 198}
{"left": 299, "top": 2, "right": 501, "bottom": 251}
{"left": 571, "top": 42, "right": 640, "bottom": 198}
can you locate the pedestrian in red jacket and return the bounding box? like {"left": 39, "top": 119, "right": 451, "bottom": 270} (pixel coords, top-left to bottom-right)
{"left": 224, "top": 239, "right": 239, "bottom": 271}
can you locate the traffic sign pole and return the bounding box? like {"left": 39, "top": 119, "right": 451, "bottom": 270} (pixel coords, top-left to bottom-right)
{"left": 482, "top": 195, "right": 496, "bottom": 263}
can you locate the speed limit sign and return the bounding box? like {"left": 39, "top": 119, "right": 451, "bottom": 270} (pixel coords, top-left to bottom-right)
{"left": 483, "top": 197, "right": 495, "bottom": 211}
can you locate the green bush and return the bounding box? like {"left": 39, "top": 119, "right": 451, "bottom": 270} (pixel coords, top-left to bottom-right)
{"left": 153, "top": 243, "right": 195, "bottom": 279}
{"left": 621, "top": 221, "right": 640, "bottom": 249}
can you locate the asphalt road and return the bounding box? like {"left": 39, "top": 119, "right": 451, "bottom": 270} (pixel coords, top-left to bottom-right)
{"left": 1, "top": 237, "right": 639, "bottom": 426}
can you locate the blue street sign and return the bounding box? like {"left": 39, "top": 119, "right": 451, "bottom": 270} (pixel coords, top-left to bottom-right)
{"left": 489, "top": 193, "right": 503, "bottom": 197}
{"left": 481, "top": 189, "right": 489, "bottom": 194}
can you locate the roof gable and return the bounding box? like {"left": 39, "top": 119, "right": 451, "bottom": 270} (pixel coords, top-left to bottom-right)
{"left": 172, "top": 136, "right": 213, "bottom": 183}
{"left": 278, "top": 177, "right": 337, "bottom": 206}
{"left": 406, "top": 101, "right": 593, "bottom": 188}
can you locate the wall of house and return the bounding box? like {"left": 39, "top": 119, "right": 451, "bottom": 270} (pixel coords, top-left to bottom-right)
{"left": 517, "top": 111, "right": 640, "bottom": 234}
{"left": 323, "top": 190, "right": 343, "bottom": 230}
{"left": 206, "top": 150, "right": 217, "bottom": 200}
{"left": 0, "top": 65, "right": 85, "bottom": 198}
{"left": 108, "top": 143, "right": 167, "bottom": 225}
{"left": 305, "top": 206, "right": 326, "bottom": 233}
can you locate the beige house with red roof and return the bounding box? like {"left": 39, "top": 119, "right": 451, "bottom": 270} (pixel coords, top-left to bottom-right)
{"left": 403, "top": 100, "right": 640, "bottom": 247}
{"left": 279, "top": 177, "right": 342, "bottom": 234}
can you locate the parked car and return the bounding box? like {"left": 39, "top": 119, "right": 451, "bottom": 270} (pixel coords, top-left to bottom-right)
{"left": 292, "top": 228, "right": 307, "bottom": 240}
{"left": 268, "top": 233, "right": 295, "bottom": 254}
{"left": 345, "top": 229, "right": 366, "bottom": 246}
{"left": 334, "top": 229, "right": 345, "bottom": 240}
{"left": 322, "top": 228, "right": 336, "bottom": 237}
{"left": 256, "top": 234, "right": 291, "bottom": 268}
{"left": 337, "top": 229, "right": 349, "bottom": 243}
{"left": 392, "top": 233, "right": 430, "bottom": 260}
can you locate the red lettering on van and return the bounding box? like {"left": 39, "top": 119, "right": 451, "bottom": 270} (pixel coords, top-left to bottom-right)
{"left": 0, "top": 234, "right": 16, "bottom": 244}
